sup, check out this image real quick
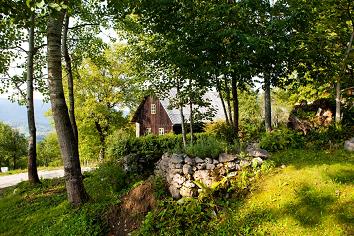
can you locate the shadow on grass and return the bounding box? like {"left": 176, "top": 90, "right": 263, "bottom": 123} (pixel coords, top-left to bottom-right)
{"left": 271, "top": 149, "right": 354, "bottom": 169}
{"left": 282, "top": 184, "right": 336, "bottom": 227}
{"left": 215, "top": 182, "right": 351, "bottom": 235}
{"left": 326, "top": 169, "right": 354, "bottom": 184}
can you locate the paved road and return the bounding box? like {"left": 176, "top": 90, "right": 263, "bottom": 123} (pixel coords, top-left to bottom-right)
{"left": 0, "top": 167, "right": 93, "bottom": 189}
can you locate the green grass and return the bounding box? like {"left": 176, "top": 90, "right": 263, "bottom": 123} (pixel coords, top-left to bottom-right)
{"left": 212, "top": 149, "right": 354, "bottom": 235}
{"left": 0, "top": 161, "right": 138, "bottom": 236}
{"left": 138, "top": 149, "right": 354, "bottom": 235}
{"left": 1, "top": 149, "right": 353, "bottom": 236}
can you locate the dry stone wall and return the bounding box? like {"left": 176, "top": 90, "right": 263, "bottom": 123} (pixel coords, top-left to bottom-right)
{"left": 155, "top": 149, "right": 269, "bottom": 199}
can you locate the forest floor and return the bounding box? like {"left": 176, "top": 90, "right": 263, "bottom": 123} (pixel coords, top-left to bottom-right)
{"left": 0, "top": 149, "right": 352, "bottom": 236}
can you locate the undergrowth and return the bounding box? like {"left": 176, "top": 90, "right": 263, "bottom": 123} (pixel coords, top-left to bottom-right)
{"left": 0, "top": 161, "right": 142, "bottom": 236}
{"left": 135, "top": 149, "right": 354, "bottom": 236}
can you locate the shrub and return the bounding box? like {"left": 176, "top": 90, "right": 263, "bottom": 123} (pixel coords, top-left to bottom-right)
{"left": 304, "top": 124, "right": 354, "bottom": 149}
{"left": 37, "top": 132, "right": 62, "bottom": 167}
{"left": 185, "top": 135, "right": 225, "bottom": 158}
{"left": 137, "top": 199, "right": 215, "bottom": 236}
{"left": 204, "top": 121, "right": 236, "bottom": 143}
{"left": 85, "top": 161, "right": 126, "bottom": 201}
{"left": 260, "top": 127, "right": 304, "bottom": 152}
{"left": 107, "top": 132, "right": 212, "bottom": 160}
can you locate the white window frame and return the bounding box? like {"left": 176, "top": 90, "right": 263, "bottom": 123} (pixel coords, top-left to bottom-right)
{"left": 146, "top": 128, "right": 152, "bottom": 134}
{"left": 151, "top": 104, "right": 156, "bottom": 114}
{"left": 159, "top": 128, "right": 165, "bottom": 135}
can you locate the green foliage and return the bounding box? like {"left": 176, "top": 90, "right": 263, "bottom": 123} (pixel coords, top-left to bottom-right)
{"left": 260, "top": 128, "right": 304, "bottom": 152}
{"left": 108, "top": 132, "right": 212, "bottom": 159}
{"left": 204, "top": 121, "right": 236, "bottom": 144}
{"left": 84, "top": 161, "right": 126, "bottom": 202}
{"left": 0, "top": 122, "right": 27, "bottom": 169}
{"left": 74, "top": 44, "right": 140, "bottom": 161}
{"left": 137, "top": 198, "right": 216, "bottom": 236}
{"left": 136, "top": 149, "right": 353, "bottom": 236}
{"left": 37, "top": 132, "right": 62, "bottom": 167}
{"left": 0, "top": 160, "right": 141, "bottom": 236}
{"left": 304, "top": 125, "right": 354, "bottom": 150}
{"left": 185, "top": 135, "right": 224, "bottom": 158}
{"left": 238, "top": 90, "right": 264, "bottom": 142}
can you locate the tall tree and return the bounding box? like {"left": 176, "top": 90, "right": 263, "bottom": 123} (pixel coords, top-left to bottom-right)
{"left": 47, "top": 2, "right": 88, "bottom": 206}
{"left": 0, "top": 0, "right": 48, "bottom": 184}
{"left": 26, "top": 12, "right": 40, "bottom": 183}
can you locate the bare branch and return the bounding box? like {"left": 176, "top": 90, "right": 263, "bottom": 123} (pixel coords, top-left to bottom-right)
{"left": 68, "top": 23, "right": 100, "bottom": 30}
{"left": 1, "top": 46, "right": 28, "bottom": 53}
{"left": 34, "top": 44, "right": 47, "bottom": 53}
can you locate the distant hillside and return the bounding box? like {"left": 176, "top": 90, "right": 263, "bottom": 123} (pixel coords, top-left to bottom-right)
{"left": 0, "top": 98, "right": 53, "bottom": 141}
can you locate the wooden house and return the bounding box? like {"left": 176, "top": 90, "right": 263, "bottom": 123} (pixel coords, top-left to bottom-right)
{"left": 131, "top": 89, "right": 225, "bottom": 137}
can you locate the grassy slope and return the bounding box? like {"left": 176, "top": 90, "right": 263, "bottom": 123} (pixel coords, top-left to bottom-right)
{"left": 0, "top": 163, "right": 128, "bottom": 236}
{"left": 0, "top": 149, "right": 353, "bottom": 236}
{"left": 214, "top": 149, "right": 354, "bottom": 235}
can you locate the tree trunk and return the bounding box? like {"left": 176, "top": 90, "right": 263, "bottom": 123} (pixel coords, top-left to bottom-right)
{"left": 216, "top": 78, "right": 229, "bottom": 125}
{"left": 47, "top": 10, "right": 88, "bottom": 206}
{"left": 189, "top": 99, "right": 194, "bottom": 145}
{"left": 27, "top": 13, "right": 40, "bottom": 184}
{"left": 264, "top": 75, "right": 272, "bottom": 132}
{"left": 62, "top": 14, "right": 78, "bottom": 143}
{"left": 95, "top": 120, "right": 106, "bottom": 161}
{"left": 13, "top": 154, "right": 16, "bottom": 170}
{"left": 336, "top": 30, "right": 354, "bottom": 124}
{"left": 224, "top": 78, "right": 233, "bottom": 125}
{"left": 231, "top": 76, "right": 239, "bottom": 137}
{"left": 335, "top": 79, "right": 341, "bottom": 123}
{"left": 177, "top": 85, "right": 186, "bottom": 147}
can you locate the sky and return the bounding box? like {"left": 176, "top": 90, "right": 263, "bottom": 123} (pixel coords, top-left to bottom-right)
{"left": 1, "top": 27, "right": 118, "bottom": 101}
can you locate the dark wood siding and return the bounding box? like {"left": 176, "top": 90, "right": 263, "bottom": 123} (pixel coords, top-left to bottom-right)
{"left": 135, "top": 96, "right": 173, "bottom": 136}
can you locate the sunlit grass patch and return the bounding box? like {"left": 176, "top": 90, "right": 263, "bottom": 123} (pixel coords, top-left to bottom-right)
{"left": 215, "top": 149, "right": 354, "bottom": 235}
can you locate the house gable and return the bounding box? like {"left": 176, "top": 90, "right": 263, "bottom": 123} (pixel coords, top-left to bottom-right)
{"left": 132, "top": 96, "right": 173, "bottom": 136}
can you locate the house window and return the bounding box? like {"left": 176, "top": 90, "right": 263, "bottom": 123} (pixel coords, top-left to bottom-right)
{"left": 146, "top": 128, "right": 151, "bottom": 134}
{"left": 151, "top": 104, "right": 156, "bottom": 114}
{"left": 159, "top": 128, "right": 165, "bottom": 135}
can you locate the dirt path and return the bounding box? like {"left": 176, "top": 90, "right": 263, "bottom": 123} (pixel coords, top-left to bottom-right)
{"left": 0, "top": 167, "right": 93, "bottom": 189}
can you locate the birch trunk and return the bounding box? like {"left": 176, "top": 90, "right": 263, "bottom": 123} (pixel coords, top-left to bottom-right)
{"left": 336, "top": 30, "right": 354, "bottom": 123}
{"left": 27, "top": 13, "right": 40, "bottom": 184}
{"left": 177, "top": 85, "right": 186, "bottom": 147}
{"left": 216, "top": 78, "right": 229, "bottom": 125}
{"left": 62, "top": 14, "right": 78, "bottom": 143}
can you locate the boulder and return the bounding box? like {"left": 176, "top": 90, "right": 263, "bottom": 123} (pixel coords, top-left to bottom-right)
{"left": 225, "top": 162, "right": 237, "bottom": 170}
{"left": 196, "top": 163, "right": 206, "bottom": 170}
{"left": 247, "top": 148, "right": 269, "bottom": 159}
{"left": 219, "top": 153, "right": 236, "bottom": 163}
{"left": 185, "top": 157, "right": 195, "bottom": 165}
{"left": 172, "top": 174, "right": 186, "bottom": 186}
{"left": 183, "top": 180, "right": 196, "bottom": 188}
{"left": 240, "top": 160, "right": 251, "bottom": 168}
{"left": 344, "top": 138, "right": 354, "bottom": 152}
{"left": 182, "top": 164, "right": 193, "bottom": 175}
{"left": 193, "top": 170, "right": 213, "bottom": 187}
{"left": 252, "top": 157, "right": 263, "bottom": 166}
{"left": 206, "top": 163, "right": 215, "bottom": 170}
{"left": 169, "top": 185, "right": 181, "bottom": 199}
{"left": 170, "top": 154, "right": 184, "bottom": 164}
{"left": 180, "top": 186, "right": 195, "bottom": 197}
{"left": 195, "top": 157, "right": 204, "bottom": 163}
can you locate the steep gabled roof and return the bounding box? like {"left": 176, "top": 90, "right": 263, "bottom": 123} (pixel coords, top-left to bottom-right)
{"left": 159, "top": 89, "right": 225, "bottom": 124}
{"left": 131, "top": 88, "right": 226, "bottom": 124}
